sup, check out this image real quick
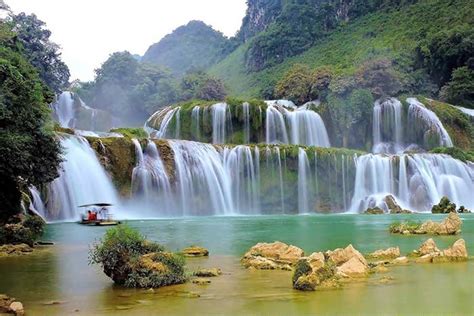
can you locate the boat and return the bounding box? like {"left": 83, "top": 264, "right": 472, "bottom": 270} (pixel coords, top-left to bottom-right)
{"left": 77, "top": 203, "right": 121, "bottom": 226}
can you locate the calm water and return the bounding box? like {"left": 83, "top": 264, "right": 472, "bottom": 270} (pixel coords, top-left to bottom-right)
{"left": 0, "top": 214, "right": 473, "bottom": 315}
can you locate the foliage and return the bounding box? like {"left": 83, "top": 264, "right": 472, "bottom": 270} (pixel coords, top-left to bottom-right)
{"left": 109, "top": 128, "right": 148, "bottom": 139}
{"left": 210, "top": 0, "right": 472, "bottom": 99}
{"left": 389, "top": 221, "right": 422, "bottom": 234}
{"left": 328, "top": 89, "right": 374, "bottom": 147}
{"left": 0, "top": 215, "right": 45, "bottom": 246}
{"left": 9, "top": 13, "right": 70, "bottom": 92}
{"left": 0, "top": 22, "right": 62, "bottom": 222}
{"left": 77, "top": 52, "right": 227, "bottom": 125}
{"left": 89, "top": 225, "right": 186, "bottom": 288}
{"left": 431, "top": 147, "right": 474, "bottom": 163}
{"left": 443, "top": 67, "right": 474, "bottom": 108}
{"left": 292, "top": 259, "right": 312, "bottom": 285}
{"left": 142, "top": 20, "right": 232, "bottom": 76}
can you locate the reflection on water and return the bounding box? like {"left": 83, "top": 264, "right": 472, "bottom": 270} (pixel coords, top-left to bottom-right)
{"left": 0, "top": 214, "right": 473, "bottom": 315}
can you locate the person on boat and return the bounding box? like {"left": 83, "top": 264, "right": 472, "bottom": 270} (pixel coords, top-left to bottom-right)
{"left": 87, "top": 210, "right": 93, "bottom": 221}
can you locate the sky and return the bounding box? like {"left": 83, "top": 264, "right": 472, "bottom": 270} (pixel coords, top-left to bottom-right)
{"left": 8, "top": 0, "right": 247, "bottom": 81}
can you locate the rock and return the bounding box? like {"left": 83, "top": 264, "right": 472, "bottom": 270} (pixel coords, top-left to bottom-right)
{"left": 384, "top": 195, "right": 402, "bottom": 214}
{"left": 241, "top": 241, "right": 304, "bottom": 270}
{"left": 181, "top": 246, "right": 209, "bottom": 257}
{"left": 417, "top": 212, "right": 462, "bottom": 235}
{"left": 192, "top": 278, "right": 211, "bottom": 285}
{"left": 292, "top": 257, "right": 336, "bottom": 291}
{"left": 373, "top": 265, "right": 389, "bottom": 273}
{"left": 325, "top": 244, "right": 368, "bottom": 267}
{"left": 416, "top": 254, "right": 435, "bottom": 263}
{"left": 307, "top": 252, "right": 325, "bottom": 271}
{"left": 368, "top": 247, "right": 400, "bottom": 259}
{"left": 337, "top": 256, "right": 369, "bottom": 277}
{"left": 417, "top": 238, "right": 440, "bottom": 256}
{"left": 364, "top": 207, "right": 384, "bottom": 215}
{"left": 391, "top": 256, "right": 409, "bottom": 265}
{"left": 9, "top": 302, "right": 24, "bottom": 316}
{"left": 193, "top": 268, "right": 222, "bottom": 277}
{"left": 0, "top": 244, "right": 33, "bottom": 256}
{"left": 293, "top": 273, "right": 320, "bottom": 291}
{"left": 431, "top": 196, "right": 457, "bottom": 214}
{"left": 441, "top": 239, "right": 468, "bottom": 260}
{"left": 458, "top": 206, "right": 471, "bottom": 213}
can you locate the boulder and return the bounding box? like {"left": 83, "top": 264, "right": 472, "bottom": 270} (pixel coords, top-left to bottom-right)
{"left": 9, "top": 302, "right": 24, "bottom": 316}
{"left": 417, "top": 212, "right": 462, "bottom": 235}
{"left": 241, "top": 241, "right": 304, "bottom": 270}
{"left": 0, "top": 244, "right": 33, "bottom": 257}
{"left": 193, "top": 268, "right": 222, "bottom": 277}
{"left": 384, "top": 195, "right": 403, "bottom": 214}
{"left": 431, "top": 196, "right": 456, "bottom": 214}
{"left": 325, "top": 244, "right": 368, "bottom": 267}
{"left": 292, "top": 256, "right": 336, "bottom": 291}
{"left": 368, "top": 247, "right": 400, "bottom": 259}
{"left": 417, "top": 238, "right": 440, "bottom": 256}
{"left": 364, "top": 207, "right": 384, "bottom": 215}
{"left": 391, "top": 256, "right": 409, "bottom": 265}
{"left": 192, "top": 278, "right": 211, "bottom": 285}
{"left": 337, "top": 256, "right": 369, "bottom": 277}
{"left": 0, "top": 295, "right": 24, "bottom": 316}
{"left": 181, "top": 246, "right": 209, "bottom": 257}
{"left": 458, "top": 206, "right": 471, "bottom": 213}
{"left": 441, "top": 239, "right": 468, "bottom": 260}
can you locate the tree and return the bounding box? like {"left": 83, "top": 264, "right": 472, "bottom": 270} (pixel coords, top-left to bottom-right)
{"left": 355, "top": 59, "right": 402, "bottom": 98}
{"left": 0, "top": 22, "right": 62, "bottom": 222}
{"left": 10, "top": 13, "right": 70, "bottom": 92}
{"left": 443, "top": 66, "right": 474, "bottom": 108}
{"left": 328, "top": 89, "right": 373, "bottom": 147}
{"left": 275, "top": 64, "right": 317, "bottom": 104}
{"left": 180, "top": 71, "right": 226, "bottom": 101}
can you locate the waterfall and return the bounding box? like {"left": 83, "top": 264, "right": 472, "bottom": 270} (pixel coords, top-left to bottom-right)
{"left": 42, "top": 135, "right": 119, "bottom": 221}
{"left": 266, "top": 104, "right": 330, "bottom": 147}
{"left": 51, "top": 92, "right": 75, "bottom": 128}
{"left": 372, "top": 98, "right": 404, "bottom": 154}
{"left": 242, "top": 102, "right": 250, "bottom": 143}
{"left": 452, "top": 105, "right": 474, "bottom": 117}
{"left": 298, "top": 148, "right": 311, "bottom": 214}
{"left": 275, "top": 147, "right": 286, "bottom": 213}
{"left": 211, "top": 103, "right": 228, "bottom": 144}
{"left": 146, "top": 106, "right": 181, "bottom": 139}
{"left": 28, "top": 186, "right": 47, "bottom": 219}
{"left": 406, "top": 98, "right": 453, "bottom": 148}
{"left": 349, "top": 153, "right": 474, "bottom": 213}
{"left": 191, "top": 106, "right": 201, "bottom": 141}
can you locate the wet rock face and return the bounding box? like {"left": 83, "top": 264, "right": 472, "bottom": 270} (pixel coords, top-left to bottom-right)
{"left": 241, "top": 241, "right": 304, "bottom": 270}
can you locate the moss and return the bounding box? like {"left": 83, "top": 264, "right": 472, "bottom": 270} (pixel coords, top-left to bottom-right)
{"left": 110, "top": 128, "right": 148, "bottom": 139}
{"left": 86, "top": 137, "right": 136, "bottom": 197}
{"left": 53, "top": 124, "right": 75, "bottom": 135}
{"left": 389, "top": 221, "right": 422, "bottom": 234}
{"left": 420, "top": 97, "right": 474, "bottom": 150}
{"left": 430, "top": 147, "right": 474, "bottom": 163}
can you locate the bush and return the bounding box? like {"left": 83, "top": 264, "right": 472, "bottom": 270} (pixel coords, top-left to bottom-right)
{"left": 89, "top": 225, "right": 186, "bottom": 288}
{"left": 0, "top": 215, "right": 45, "bottom": 247}
{"left": 389, "top": 221, "right": 422, "bottom": 234}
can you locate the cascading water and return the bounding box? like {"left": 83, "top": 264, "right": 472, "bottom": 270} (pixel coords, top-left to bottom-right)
{"left": 191, "top": 106, "right": 201, "bottom": 140}
{"left": 298, "top": 148, "right": 311, "bottom": 213}
{"left": 211, "top": 103, "right": 229, "bottom": 144}
{"left": 266, "top": 104, "right": 330, "bottom": 147}
{"left": 372, "top": 98, "right": 404, "bottom": 154}
{"left": 41, "top": 135, "right": 119, "bottom": 221}
{"left": 51, "top": 92, "right": 75, "bottom": 128}
{"left": 242, "top": 102, "right": 250, "bottom": 144}
{"left": 349, "top": 153, "right": 474, "bottom": 213}
{"left": 406, "top": 98, "right": 453, "bottom": 148}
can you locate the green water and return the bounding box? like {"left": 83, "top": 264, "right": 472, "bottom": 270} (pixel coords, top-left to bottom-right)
{"left": 0, "top": 214, "right": 473, "bottom": 315}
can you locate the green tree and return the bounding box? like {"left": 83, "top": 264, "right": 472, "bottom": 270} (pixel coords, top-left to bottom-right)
{"left": 0, "top": 23, "right": 62, "bottom": 222}
{"left": 328, "top": 89, "right": 373, "bottom": 147}
{"left": 180, "top": 71, "right": 226, "bottom": 101}
{"left": 10, "top": 13, "right": 70, "bottom": 92}
{"left": 443, "top": 66, "right": 474, "bottom": 108}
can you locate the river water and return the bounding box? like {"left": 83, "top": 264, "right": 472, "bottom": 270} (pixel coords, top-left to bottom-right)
{"left": 0, "top": 214, "right": 473, "bottom": 315}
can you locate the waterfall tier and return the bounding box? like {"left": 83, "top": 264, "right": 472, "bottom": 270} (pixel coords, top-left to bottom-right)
{"left": 145, "top": 101, "right": 330, "bottom": 147}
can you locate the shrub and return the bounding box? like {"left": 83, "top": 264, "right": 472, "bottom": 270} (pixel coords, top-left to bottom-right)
{"left": 89, "top": 225, "right": 186, "bottom": 288}
{"left": 0, "top": 215, "right": 45, "bottom": 246}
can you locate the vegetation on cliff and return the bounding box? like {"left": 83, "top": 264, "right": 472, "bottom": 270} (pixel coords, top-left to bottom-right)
{"left": 0, "top": 22, "right": 62, "bottom": 223}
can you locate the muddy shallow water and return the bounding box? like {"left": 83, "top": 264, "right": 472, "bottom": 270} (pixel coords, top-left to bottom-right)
{"left": 0, "top": 214, "right": 473, "bottom": 315}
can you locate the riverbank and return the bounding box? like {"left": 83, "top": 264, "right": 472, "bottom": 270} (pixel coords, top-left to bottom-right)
{"left": 0, "top": 214, "right": 472, "bottom": 315}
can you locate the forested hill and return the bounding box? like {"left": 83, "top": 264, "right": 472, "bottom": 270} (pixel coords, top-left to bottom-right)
{"left": 141, "top": 20, "right": 232, "bottom": 76}
{"left": 208, "top": 0, "right": 473, "bottom": 108}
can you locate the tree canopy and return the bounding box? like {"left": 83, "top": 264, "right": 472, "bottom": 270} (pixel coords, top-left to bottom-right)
{"left": 0, "top": 22, "right": 62, "bottom": 222}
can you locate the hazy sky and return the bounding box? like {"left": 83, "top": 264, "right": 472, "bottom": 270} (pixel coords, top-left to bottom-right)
{"left": 8, "top": 0, "right": 247, "bottom": 81}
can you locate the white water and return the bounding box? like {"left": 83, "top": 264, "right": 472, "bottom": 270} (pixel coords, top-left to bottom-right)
{"left": 453, "top": 105, "right": 474, "bottom": 117}
{"left": 350, "top": 153, "right": 474, "bottom": 213}
{"left": 406, "top": 98, "right": 453, "bottom": 148}
{"left": 191, "top": 106, "right": 201, "bottom": 140}
{"left": 212, "top": 103, "right": 228, "bottom": 144}
{"left": 41, "top": 135, "right": 119, "bottom": 221}
{"left": 242, "top": 102, "right": 250, "bottom": 144}
{"left": 298, "top": 148, "right": 311, "bottom": 213}
{"left": 372, "top": 98, "right": 404, "bottom": 154}
{"left": 51, "top": 92, "right": 76, "bottom": 128}
{"left": 266, "top": 104, "right": 330, "bottom": 147}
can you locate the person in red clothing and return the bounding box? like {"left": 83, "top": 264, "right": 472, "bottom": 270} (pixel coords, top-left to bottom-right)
{"left": 87, "top": 210, "right": 97, "bottom": 221}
